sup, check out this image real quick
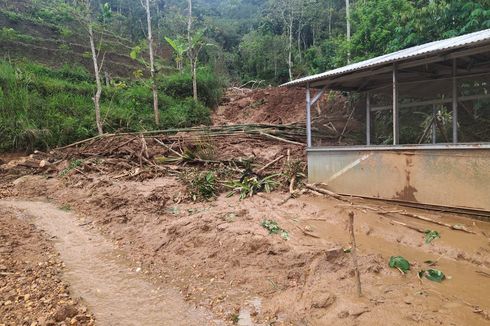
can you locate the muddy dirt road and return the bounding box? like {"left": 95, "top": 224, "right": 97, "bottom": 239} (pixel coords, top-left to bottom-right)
{"left": 1, "top": 200, "right": 220, "bottom": 326}
{"left": 0, "top": 205, "right": 95, "bottom": 325}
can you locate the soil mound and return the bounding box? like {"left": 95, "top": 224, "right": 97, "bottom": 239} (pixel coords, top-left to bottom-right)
{"left": 213, "top": 87, "right": 307, "bottom": 125}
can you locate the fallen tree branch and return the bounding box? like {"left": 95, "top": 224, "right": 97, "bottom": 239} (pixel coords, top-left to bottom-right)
{"left": 153, "top": 138, "right": 184, "bottom": 158}
{"left": 293, "top": 224, "right": 320, "bottom": 238}
{"left": 259, "top": 131, "right": 305, "bottom": 146}
{"left": 348, "top": 211, "right": 362, "bottom": 297}
{"left": 382, "top": 211, "right": 476, "bottom": 234}
{"left": 389, "top": 220, "right": 426, "bottom": 233}
{"left": 257, "top": 155, "right": 285, "bottom": 173}
{"left": 305, "top": 184, "right": 350, "bottom": 202}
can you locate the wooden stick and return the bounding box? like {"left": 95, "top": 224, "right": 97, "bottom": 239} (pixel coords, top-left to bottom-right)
{"left": 348, "top": 211, "right": 362, "bottom": 297}
{"left": 153, "top": 138, "right": 184, "bottom": 158}
{"left": 338, "top": 106, "right": 355, "bottom": 144}
{"left": 257, "top": 155, "right": 285, "bottom": 173}
{"left": 258, "top": 131, "right": 305, "bottom": 146}
{"left": 390, "top": 220, "right": 425, "bottom": 233}
{"left": 389, "top": 211, "right": 476, "bottom": 234}
{"left": 305, "top": 184, "right": 350, "bottom": 202}
{"left": 293, "top": 224, "right": 320, "bottom": 238}
{"left": 289, "top": 175, "right": 296, "bottom": 194}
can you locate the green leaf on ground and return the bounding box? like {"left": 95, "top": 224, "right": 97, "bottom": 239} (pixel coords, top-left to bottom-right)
{"left": 424, "top": 230, "right": 440, "bottom": 244}
{"left": 419, "top": 269, "right": 446, "bottom": 282}
{"left": 261, "top": 219, "right": 289, "bottom": 241}
{"left": 389, "top": 256, "right": 410, "bottom": 273}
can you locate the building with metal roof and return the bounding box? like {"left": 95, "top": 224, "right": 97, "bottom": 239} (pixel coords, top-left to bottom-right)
{"left": 284, "top": 29, "right": 490, "bottom": 214}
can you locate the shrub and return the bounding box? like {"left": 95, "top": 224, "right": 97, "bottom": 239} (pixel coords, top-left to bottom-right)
{"left": 161, "top": 98, "right": 211, "bottom": 129}
{"left": 159, "top": 68, "right": 224, "bottom": 108}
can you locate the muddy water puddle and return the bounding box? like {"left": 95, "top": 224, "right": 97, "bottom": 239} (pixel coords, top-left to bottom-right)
{"left": 1, "top": 200, "right": 220, "bottom": 326}
{"left": 300, "top": 197, "right": 490, "bottom": 319}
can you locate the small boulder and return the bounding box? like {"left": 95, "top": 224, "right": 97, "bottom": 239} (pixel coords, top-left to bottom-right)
{"left": 53, "top": 304, "right": 78, "bottom": 322}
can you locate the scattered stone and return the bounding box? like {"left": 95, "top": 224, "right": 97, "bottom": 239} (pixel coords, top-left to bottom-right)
{"left": 53, "top": 304, "right": 79, "bottom": 322}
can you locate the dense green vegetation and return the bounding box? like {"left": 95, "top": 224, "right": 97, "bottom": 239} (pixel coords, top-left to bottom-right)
{"left": 0, "top": 0, "right": 488, "bottom": 151}
{"left": 0, "top": 59, "right": 220, "bottom": 151}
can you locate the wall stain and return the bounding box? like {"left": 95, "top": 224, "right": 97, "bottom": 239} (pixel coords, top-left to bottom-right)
{"left": 393, "top": 156, "right": 418, "bottom": 202}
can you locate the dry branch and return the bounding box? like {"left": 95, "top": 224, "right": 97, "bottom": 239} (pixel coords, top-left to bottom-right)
{"left": 348, "top": 211, "right": 362, "bottom": 297}
{"left": 305, "top": 184, "right": 350, "bottom": 202}
{"left": 257, "top": 155, "right": 285, "bottom": 173}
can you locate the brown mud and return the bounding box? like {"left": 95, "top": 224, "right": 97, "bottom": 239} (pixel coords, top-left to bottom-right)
{"left": 2, "top": 173, "right": 489, "bottom": 325}
{"left": 1, "top": 87, "right": 489, "bottom": 325}
{"left": 1, "top": 200, "right": 219, "bottom": 326}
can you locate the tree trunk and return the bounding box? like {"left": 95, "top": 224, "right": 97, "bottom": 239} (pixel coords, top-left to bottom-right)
{"left": 192, "top": 59, "right": 198, "bottom": 101}
{"left": 288, "top": 17, "right": 293, "bottom": 81}
{"left": 145, "top": 0, "right": 160, "bottom": 126}
{"left": 346, "top": 0, "right": 351, "bottom": 63}
{"left": 297, "top": 21, "right": 302, "bottom": 63}
{"left": 328, "top": 0, "right": 332, "bottom": 37}
{"left": 187, "top": 0, "right": 198, "bottom": 101}
{"left": 88, "top": 24, "right": 103, "bottom": 135}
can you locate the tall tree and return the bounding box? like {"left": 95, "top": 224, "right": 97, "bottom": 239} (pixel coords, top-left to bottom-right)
{"left": 270, "top": 0, "right": 296, "bottom": 81}
{"left": 142, "top": 0, "right": 160, "bottom": 126}
{"left": 345, "top": 0, "right": 351, "bottom": 63}
{"left": 187, "top": 0, "right": 198, "bottom": 101}
{"left": 74, "top": 0, "right": 111, "bottom": 135}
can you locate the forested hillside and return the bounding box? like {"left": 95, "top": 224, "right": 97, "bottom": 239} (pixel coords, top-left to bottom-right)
{"left": 0, "top": 0, "right": 489, "bottom": 151}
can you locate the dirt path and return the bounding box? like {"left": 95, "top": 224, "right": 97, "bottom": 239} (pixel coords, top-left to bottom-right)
{"left": 1, "top": 199, "right": 221, "bottom": 326}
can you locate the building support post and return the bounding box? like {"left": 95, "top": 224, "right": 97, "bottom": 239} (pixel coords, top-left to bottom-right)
{"left": 432, "top": 105, "right": 437, "bottom": 144}
{"left": 452, "top": 58, "right": 458, "bottom": 143}
{"left": 306, "top": 83, "right": 312, "bottom": 148}
{"left": 392, "top": 63, "right": 399, "bottom": 145}
{"left": 366, "top": 92, "right": 371, "bottom": 145}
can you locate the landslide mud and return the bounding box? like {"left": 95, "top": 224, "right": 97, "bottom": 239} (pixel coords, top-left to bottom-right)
{"left": 5, "top": 175, "right": 490, "bottom": 325}
{"left": 1, "top": 199, "right": 220, "bottom": 326}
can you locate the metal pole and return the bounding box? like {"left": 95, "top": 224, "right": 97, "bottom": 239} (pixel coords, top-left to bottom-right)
{"left": 432, "top": 105, "right": 437, "bottom": 144}
{"left": 306, "top": 83, "right": 312, "bottom": 148}
{"left": 366, "top": 92, "right": 371, "bottom": 145}
{"left": 392, "top": 63, "right": 399, "bottom": 145}
{"left": 452, "top": 58, "right": 458, "bottom": 143}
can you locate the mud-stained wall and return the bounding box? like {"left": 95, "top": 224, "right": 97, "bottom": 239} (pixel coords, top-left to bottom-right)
{"left": 308, "top": 147, "right": 490, "bottom": 212}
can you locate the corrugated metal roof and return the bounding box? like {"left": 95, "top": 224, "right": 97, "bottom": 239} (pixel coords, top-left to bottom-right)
{"left": 282, "top": 29, "right": 490, "bottom": 87}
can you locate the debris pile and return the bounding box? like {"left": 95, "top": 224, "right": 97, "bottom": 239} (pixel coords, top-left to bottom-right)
{"left": 1, "top": 124, "right": 311, "bottom": 201}
{"left": 213, "top": 87, "right": 363, "bottom": 146}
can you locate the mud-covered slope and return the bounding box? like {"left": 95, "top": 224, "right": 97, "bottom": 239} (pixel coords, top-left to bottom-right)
{"left": 212, "top": 87, "right": 365, "bottom": 146}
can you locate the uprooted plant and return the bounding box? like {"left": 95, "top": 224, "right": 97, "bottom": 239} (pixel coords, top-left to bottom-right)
{"left": 60, "top": 159, "right": 83, "bottom": 176}
{"left": 424, "top": 230, "right": 441, "bottom": 244}
{"left": 180, "top": 169, "right": 218, "bottom": 201}
{"left": 261, "top": 219, "right": 289, "bottom": 240}
{"left": 226, "top": 173, "right": 280, "bottom": 200}
{"left": 281, "top": 159, "right": 306, "bottom": 193}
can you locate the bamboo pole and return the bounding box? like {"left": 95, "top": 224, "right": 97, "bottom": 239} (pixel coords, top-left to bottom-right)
{"left": 348, "top": 211, "right": 362, "bottom": 297}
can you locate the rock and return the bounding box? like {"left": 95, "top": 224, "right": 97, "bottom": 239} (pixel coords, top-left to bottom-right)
{"left": 53, "top": 304, "right": 78, "bottom": 322}
{"left": 311, "top": 293, "right": 336, "bottom": 309}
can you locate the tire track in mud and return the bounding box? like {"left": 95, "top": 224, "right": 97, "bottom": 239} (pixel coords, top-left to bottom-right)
{"left": 1, "top": 199, "right": 221, "bottom": 326}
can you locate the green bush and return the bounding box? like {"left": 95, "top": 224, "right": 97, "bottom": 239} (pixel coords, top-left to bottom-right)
{"left": 159, "top": 68, "right": 224, "bottom": 108}
{"left": 161, "top": 98, "right": 211, "bottom": 129}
